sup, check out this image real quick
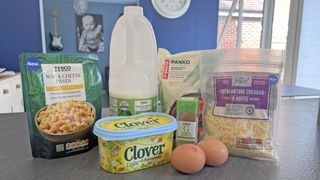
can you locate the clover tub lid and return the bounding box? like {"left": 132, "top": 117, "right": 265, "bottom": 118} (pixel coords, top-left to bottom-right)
{"left": 93, "top": 112, "right": 177, "bottom": 141}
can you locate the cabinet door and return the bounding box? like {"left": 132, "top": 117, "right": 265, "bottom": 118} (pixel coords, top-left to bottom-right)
{"left": 10, "top": 75, "right": 23, "bottom": 96}
{"left": 11, "top": 97, "right": 25, "bottom": 113}
{"left": 0, "top": 103, "right": 12, "bottom": 113}
{"left": 0, "top": 80, "right": 11, "bottom": 101}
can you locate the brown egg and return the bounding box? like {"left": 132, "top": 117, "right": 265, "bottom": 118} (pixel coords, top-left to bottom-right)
{"left": 171, "top": 144, "right": 206, "bottom": 174}
{"left": 197, "top": 139, "right": 228, "bottom": 166}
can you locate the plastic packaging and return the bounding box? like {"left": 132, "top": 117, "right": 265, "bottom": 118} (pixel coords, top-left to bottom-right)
{"left": 200, "top": 49, "right": 285, "bottom": 160}
{"left": 19, "top": 53, "right": 102, "bottom": 159}
{"left": 158, "top": 48, "right": 205, "bottom": 140}
{"left": 158, "top": 48, "right": 202, "bottom": 114}
{"left": 93, "top": 112, "right": 177, "bottom": 173}
{"left": 109, "top": 6, "right": 157, "bottom": 116}
{"left": 175, "top": 97, "right": 199, "bottom": 146}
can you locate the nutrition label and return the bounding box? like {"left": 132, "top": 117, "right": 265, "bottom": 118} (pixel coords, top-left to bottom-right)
{"left": 176, "top": 121, "right": 197, "bottom": 140}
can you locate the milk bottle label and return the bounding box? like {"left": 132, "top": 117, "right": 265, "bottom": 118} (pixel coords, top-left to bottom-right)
{"left": 110, "top": 96, "right": 157, "bottom": 116}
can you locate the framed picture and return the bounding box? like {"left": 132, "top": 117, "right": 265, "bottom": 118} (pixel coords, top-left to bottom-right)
{"left": 76, "top": 13, "right": 104, "bottom": 53}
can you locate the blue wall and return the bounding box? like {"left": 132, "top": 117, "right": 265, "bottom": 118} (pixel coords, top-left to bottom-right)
{"left": 43, "top": 0, "right": 135, "bottom": 89}
{"left": 0, "top": 0, "right": 42, "bottom": 71}
{"left": 140, "top": 0, "right": 218, "bottom": 53}
{"left": 0, "top": 0, "right": 218, "bottom": 88}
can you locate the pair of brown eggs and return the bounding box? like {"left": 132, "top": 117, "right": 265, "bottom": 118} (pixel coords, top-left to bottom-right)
{"left": 171, "top": 139, "right": 229, "bottom": 174}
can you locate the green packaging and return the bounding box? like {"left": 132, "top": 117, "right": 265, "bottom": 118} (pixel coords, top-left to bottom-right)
{"left": 19, "top": 53, "right": 102, "bottom": 159}
{"left": 175, "top": 97, "right": 199, "bottom": 146}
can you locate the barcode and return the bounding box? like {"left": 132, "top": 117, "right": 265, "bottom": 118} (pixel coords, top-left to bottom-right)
{"left": 56, "top": 144, "right": 65, "bottom": 152}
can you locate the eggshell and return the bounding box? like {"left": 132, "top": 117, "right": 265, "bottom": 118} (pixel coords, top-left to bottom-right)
{"left": 197, "top": 139, "right": 228, "bottom": 166}
{"left": 171, "top": 144, "right": 206, "bottom": 174}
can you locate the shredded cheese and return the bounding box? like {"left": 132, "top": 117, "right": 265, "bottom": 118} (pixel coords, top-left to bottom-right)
{"left": 203, "top": 106, "right": 275, "bottom": 159}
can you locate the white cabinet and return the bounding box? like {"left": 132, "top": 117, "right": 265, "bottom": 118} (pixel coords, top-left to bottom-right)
{"left": 0, "top": 73, "right": 24, "bottom": 113}
{"left": 0, "top": 103, "right": 12, "bottom": 113}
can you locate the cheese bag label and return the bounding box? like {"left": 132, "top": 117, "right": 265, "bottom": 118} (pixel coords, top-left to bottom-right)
{"left": 213, "top": 73, "right": 274, "bottom": 120}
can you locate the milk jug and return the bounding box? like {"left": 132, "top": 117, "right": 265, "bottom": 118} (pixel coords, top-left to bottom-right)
{"left": 109, "top": 6, "right": 157, "bottom": 116}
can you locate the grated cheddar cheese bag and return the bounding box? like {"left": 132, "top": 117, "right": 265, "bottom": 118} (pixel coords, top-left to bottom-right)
{"left": 200, "top": 49, "right": 284, "bottom": 160}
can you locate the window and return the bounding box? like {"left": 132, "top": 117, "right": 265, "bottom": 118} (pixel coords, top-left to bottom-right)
{"left": 218, "top": 0, "right": 290, "bottom": 50}
{"left": 218, "top": 0, "right": 320, "bottom": 90}
{"left": 295, "top": 1, "right": 320, "bottom": 90}
{"left": 218, "top": 0, "right": 294, "bottom": 85}
{"left": 271, "top": 0, "right": 290, "bottom": 50}
{"left": 217, "top": 0, "right": 264, "bottom": 48}
{"left": 284, "top": 0, "right": 320, "bottom": 89}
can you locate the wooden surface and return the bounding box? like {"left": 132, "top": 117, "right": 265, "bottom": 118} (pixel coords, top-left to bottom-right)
{"left": 0, "top": 98, "right": 319, "bottom": 180}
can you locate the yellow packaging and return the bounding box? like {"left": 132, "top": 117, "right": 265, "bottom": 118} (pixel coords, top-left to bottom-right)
{"left": 93, "top": 113, "right": 177, "bottom": 173}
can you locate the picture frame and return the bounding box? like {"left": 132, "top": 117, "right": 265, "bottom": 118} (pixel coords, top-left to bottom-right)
{"left": 76, "top": 13, "right": 104, "bottom": 53}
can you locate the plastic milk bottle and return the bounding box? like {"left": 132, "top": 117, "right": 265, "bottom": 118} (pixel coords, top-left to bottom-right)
{"left": 109, "top": 6, "right": 157, "bottom": 116}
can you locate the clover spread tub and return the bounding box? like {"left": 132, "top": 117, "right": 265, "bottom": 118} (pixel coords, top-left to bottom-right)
{"left": 93, "top": 113, "right": 177, "bottom": 173}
